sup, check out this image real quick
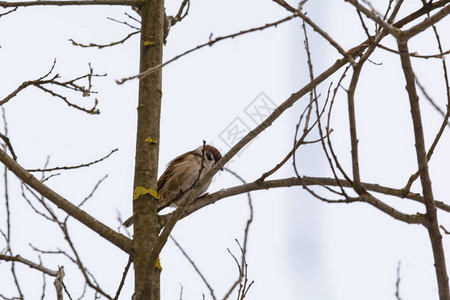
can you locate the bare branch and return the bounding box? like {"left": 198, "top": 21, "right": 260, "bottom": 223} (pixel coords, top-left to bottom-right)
{"left": 60, "top": 222, "right": 113, "bottom": 299}
{"left": 0, "top": 60, "right": 104, "bottom": 114}
{"left": 402, "top": 1, "right": 450, "bottom": 197}
{"left": 440, "top": 225, "right": 450, "bottom": 235}
{"left": 397, "top": 36, "right": 450, "bottom": 299}
{"left": 403, "top": 4, "right": 450, "bottom": 38}
{"left": 54, "top": 267, "right": 65, "bottom": 300}
{"left": 355, "top": 5, "right": 372, "bottom": 39}
{"left": 345, "top": 0, "right": 400, "bottom": 37}
{"left": 117, "top": 14, "right": 298, "bottom": 84}
{"left": 0, "top": 148, "right": 133, "bottom": 253}
{"left": 378, "top": 43, "right": 450, "bottom": 59}
{"left": 26, "top": 177, "right": 114, "bottom": 299}
{"left": 113, "top": 255, "right": 133, "bottom": 300}
{"left": 170, "top": 0, "right": 190, "bottom": 27}
{"left": 395, "top": 261, "right": 402, "bottom": 300}
{"left": 256, "top": 95, "right": 323, "bottom": 183}
{"left": 346, "top": 60, "right": 365, "bottom": 193}
{"left": 0, "top": 0, "right": 139, "bottom": 8}
{"left": 39, "top": 256, "right": 47, "bottom": 300}
{"left": 230, "top": 240, "right": 254, "bottom": 300}
{"left": 0, "top": 133, "right": 17, "bottom": 162}
{"left": 159, "top": 176, "right": 435, "bottom": 227}
{"left": 69, "top": 31, "right": 139, "bottom": 49}
{"left": 361, "top": 0, "right": 384, "bottom": 17}
{"left": 77, "top": 175, "right": 108, "bottom": 208}
{"left": 271, "top": 0, "right": 295, "bottom": 12}
{"left": 170, "top": 236, "right": 217, "bottom": 300}
{"left": 296, "top": 10, "right": 357, "bottom": 66}
{"left": 27, "top": 149, "right": 118, "bottom": 172}
{"left": 108, "top": 14, "right": 140, "bottom": 30}
{"left": 323, "top": 67, "right": 353, "bottom": 194}
{"left": 0, "top": 254, "right": 58, "bottom": 276}
{"left": 0, "top": 6, "right": 16, "bottom": 16}
{"left": 222, "top": 168, "right": 254, "bottom": 300}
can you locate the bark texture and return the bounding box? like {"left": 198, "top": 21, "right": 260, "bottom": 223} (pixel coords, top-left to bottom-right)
{"left": 133, "top": 0, "right": 164, "bottom": 299}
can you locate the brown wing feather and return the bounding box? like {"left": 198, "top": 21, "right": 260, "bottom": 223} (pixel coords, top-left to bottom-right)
{"left": 157, "top": 151, "right": 193, "bottom": 192}
{"left": 157, "top": 151, "right": 201, "bottom": 209}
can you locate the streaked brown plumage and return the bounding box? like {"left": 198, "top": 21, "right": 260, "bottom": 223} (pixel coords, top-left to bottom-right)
{"left": 123, "top": 144, "right": 222, "bottom": 227}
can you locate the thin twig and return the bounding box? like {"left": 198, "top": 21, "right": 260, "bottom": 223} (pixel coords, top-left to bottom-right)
{"left": 170, "top": 0, "right": 190, "bottom": 26}
{"left": 27, "top": 149, "right": 118, "bottom": 172}
{"left": 0, "top": 6, "right": 16, "bottom": 16}
{"left": 117, "top": 14, "right": 297, "bottom": 84}
{"left": 108, "top": 15, "right": 140, "bottom": 30}
{"left": 0, "top": 59, "right": 104, "bottom": 115}
{"left": 76, "top": 175, "right": 108, "bottom": 208}
{"left": 440, "top": 225, "right": 450, "bottom": 235}
{"left": 222, "top": 168, "right": 254, "bottom": 300}
{"left": 0, "top": 254, "right": 58, "bottom": 276}
{"left": 113, "top": 254, "right": 133, "bottom": 300}
{"left": 69, "top": 31, "right": 139, "bottom": 49}
{"left": 416, "top": 77, "right": 449, "bottom": 124}
{"left": 397, "top": 35, "right": 450, "bottom": 298}
{"left": 296, "top": 9, "right": 357, "bottom": 66}
{"left": 345, "top": 0, "right": 400, "bottom": 37}
{"left": 0, "top": 0, "right": 139, "bottom": 7}
{"left": 0, "top": 147, "right": 133, "bottom": 253}
{"left": 378, "top": 43, "right": 450, "bottom": 59}
{"left": 271, "top": 0, "right": 295, "bottom": 12}
{"left": 170, "top": 236, "right": 217, "bottom": 300}
{"left": 395, "top": 261, "right": 402, "bottom": 300}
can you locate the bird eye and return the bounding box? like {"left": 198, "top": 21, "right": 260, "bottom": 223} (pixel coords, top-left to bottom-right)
{"left": 206, "top": 153, "right": 213, "bottom": 161}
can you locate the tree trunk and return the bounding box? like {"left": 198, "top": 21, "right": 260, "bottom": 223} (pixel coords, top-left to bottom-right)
{"left": 133, "top": 0, "right": 164, "bottom": 299}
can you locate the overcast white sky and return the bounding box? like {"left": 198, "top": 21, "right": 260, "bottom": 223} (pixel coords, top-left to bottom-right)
{"left": 1, "top": 1, "right": 449, "bottom": 299}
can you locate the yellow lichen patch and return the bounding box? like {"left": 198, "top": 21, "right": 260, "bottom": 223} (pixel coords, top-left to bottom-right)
{"left": 133, "top": 186, "right": 159, "bottom": 200}
{"left": 148, "top": 189, "right": 159, "bottom": 199}
{"left": 143, "top": 41, "right": 154, "bottom": 46}
{"left": 145, "top": 137, "right": 157, "bottom": 144}
{"left": 155, "top": 257, "right": 162, "bottom": 271}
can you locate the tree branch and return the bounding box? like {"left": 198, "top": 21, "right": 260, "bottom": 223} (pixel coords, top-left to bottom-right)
{"left": 27, "top": 149, "right": 118, "bottom": 172}
{"left": 69, "top": 31, "right": 139, "bottom": 49}
{"left": 403, "top": 3, "right": 450, "bottom": 38}
{"left": 344, "top": 0, "right": 400, "bottom": 37}
{"left": 117, "top": 14, "right": 298, "bottom": 84}
{"left": 0, "top": 0, "right": 139, "bottom": 7}
{"left": 296, "top": 10, "right": 357, "bottom": 66}
{"left": 0, "top": 148, "right": 132, "bottom": 253}
{"left": 170, "top": 236, "right": 216, "bottom": 300}
{"left": 397, "top": 36, "right": 450, "bottom": 299}
{"left": 0, "top": 60, "right": 103, "bottom": 114}
{"left": 0, "top": 254, "right": 58, "bottom": 277}
{"left": 160, "top": 176, "right": 438, "bottom": 226}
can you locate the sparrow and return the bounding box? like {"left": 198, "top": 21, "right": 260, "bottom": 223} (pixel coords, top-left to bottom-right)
{"left": 123, "top": 144, "right": 222, "bottom": 227}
